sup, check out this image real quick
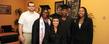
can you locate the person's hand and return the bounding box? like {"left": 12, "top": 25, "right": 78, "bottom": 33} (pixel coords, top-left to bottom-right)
{"left": 19, "top": 35, "right": 25, "bottom": 44}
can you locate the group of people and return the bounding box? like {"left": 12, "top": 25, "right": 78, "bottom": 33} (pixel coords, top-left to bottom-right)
{"left": 18, "top": 2, "right": 93, "bottom": 44}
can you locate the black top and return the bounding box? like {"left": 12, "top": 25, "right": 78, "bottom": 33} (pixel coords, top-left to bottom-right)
{"left": 73, "top": 18, "right": 93, "bottom": 44}
{"left": 32, "top": 18, "right": 51, "bottom": 44}
{"left": 44, "top": 27, "right": 63, "bottom": 44}
{"left": 59, "top": 16, "right": 75, "bottom": 44}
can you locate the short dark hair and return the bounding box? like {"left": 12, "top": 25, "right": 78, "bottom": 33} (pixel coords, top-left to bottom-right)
{"left": 61, "top": 4, "right": 69, "bottom": 10}
{"left": 27, "top": 2, "right": 34, "bottom": 6}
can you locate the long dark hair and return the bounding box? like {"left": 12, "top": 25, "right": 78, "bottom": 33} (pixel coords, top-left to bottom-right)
{"left": 51, "top": 17, "right": 60, "bottom": 31}
{"left": 78, "top": 7, "right": 89, "bottom": 21}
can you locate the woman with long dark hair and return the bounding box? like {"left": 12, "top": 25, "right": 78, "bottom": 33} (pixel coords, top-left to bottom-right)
{"left": 32, "top": 6, "right": 51, "bottom": 44}
{"left": 74, "top": 7, "right": 93, "bottom": 44}
{"left": 44, "top": 15, "right": 64, "bottom": 44}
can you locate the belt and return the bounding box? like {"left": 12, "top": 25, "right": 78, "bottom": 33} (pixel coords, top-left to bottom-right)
{"left": 23, "top": 32, "right": 32, "bottom": 34}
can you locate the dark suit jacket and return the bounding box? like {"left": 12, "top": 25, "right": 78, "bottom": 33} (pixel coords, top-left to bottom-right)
{"left": 59, "top": 16, "right": 75, "bottom": 44}
{"left": 31, "top": 18, "right": 51, "bottom": 44}
{"left": 73, "top": 18, "right": 93, "bottom": 44}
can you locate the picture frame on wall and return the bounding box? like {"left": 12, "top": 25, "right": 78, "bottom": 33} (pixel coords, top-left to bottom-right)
{"left": 0, "top": 4, "right": 11, "bottom": 14}
{"left": 66, "top": 0, "right": 81, "bottom": 18}
{"left": 55, "top": 1, "right": 64, "bottom": 13}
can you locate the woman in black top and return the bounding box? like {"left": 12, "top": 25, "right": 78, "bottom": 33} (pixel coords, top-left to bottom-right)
{"left": 73, "top": 7, "right": 93, "bottom": 44}
{"left": 44, "top": 16, "right": 63, "bottom": 44}
{"left": 32, "top": 8, "right": 51, "bottom": 44}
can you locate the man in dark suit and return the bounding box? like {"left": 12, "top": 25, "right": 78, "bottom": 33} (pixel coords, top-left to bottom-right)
{"left": 59, "top": 4, "right": 75, "bottom": 44}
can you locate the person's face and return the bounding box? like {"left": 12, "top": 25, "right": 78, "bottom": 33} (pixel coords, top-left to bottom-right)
{"left": 61, "top": 9, "right": 68, "bottom": 17}
{"left": 68, "top": 8, "right": 71, "bottom": 13}
{"left": 56, "top": 7, "right": 62, "bottom": 15}
{"left": 53, "top": 18, "right": 59, "bottom": 27}
{"left": 42, "top": 10, "right": 49, "bottom": 19}
{"left": 28, "top": 3, "right": 36, "bottom": 12}
{"left": 79, "top": 8, "right": 85, "bottom": 18}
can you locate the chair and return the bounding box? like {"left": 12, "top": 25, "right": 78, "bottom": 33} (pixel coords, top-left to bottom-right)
{"left": 0, "top": 25, "right": 18, "bottom": 43}
{"left": 1, "top": 25, "right": 13, "bottom": 32}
